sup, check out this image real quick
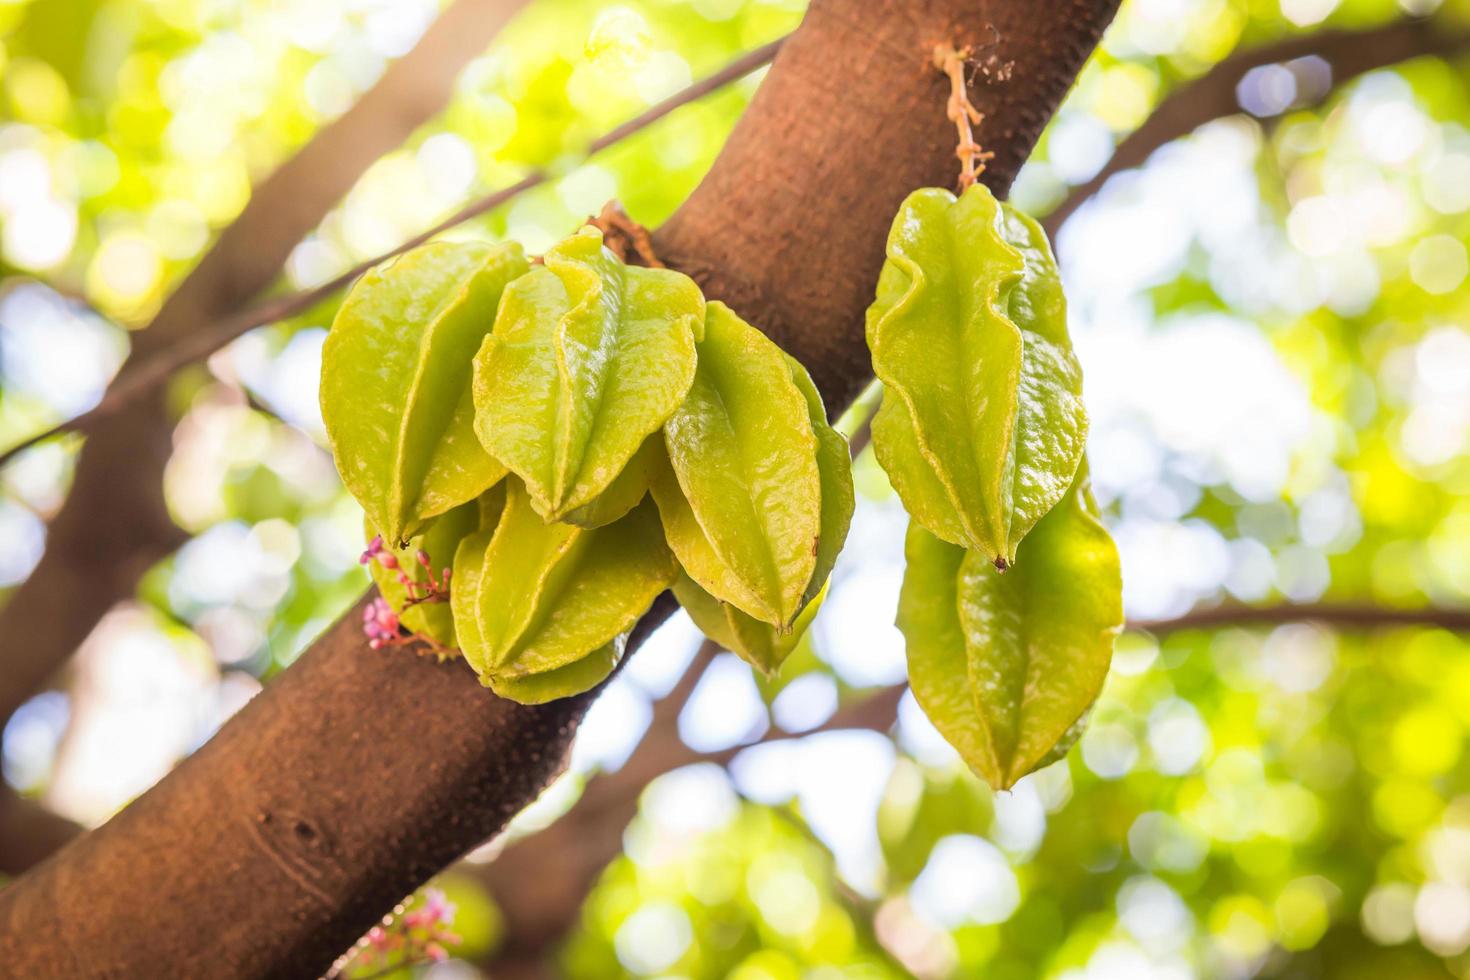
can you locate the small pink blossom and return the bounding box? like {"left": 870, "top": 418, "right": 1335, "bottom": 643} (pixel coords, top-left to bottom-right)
{"left": 358, "top": 537, "right": 454, "bottom": 657}
{"left": 359, "top": 534, "right": 398, "bottom": 570}
{"left": 341, "top": 887, "right": 462, "bottom": 977}
{"left": 421, "top": 888, "right": 453, "bottom": 921}
{"left": 362, "top": 598, "right": 401, "bottom": 649}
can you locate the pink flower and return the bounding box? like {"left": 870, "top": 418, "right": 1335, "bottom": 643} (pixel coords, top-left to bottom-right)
{"left": 362, "top": 598, "right": 401, "bottom": 649}
{"left": 344, "top": 887, "right": 462, "bottom": 976}
{"left": 359, "top": 534, "right": 398, "bottom": 570}
{"left": 421, "top": 888, "right": 453, "bottom": 923}
{"left": 404, "top": 888, "right": 454, "bottom": 929}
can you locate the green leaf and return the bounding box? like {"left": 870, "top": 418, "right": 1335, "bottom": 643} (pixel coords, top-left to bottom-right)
{"left": 472, "top": 226, "right": 703, "bottom": 522}
{"left": 451, "top": 478, "right": 675, "bottom": 692}
{"left": 650, "top": 301, "right": 822, "bottom": 627}
{"left": 365, "top": 498, "right": 478, "bottom": 647}
{"left": 867, "top": 185, "right": 1086, "bottom": 566}
{"left": 322, "top": 240, "right": 528, "bottom": 546}
{"left": 898, "top": 466, "right": 1121, "bottom": 789}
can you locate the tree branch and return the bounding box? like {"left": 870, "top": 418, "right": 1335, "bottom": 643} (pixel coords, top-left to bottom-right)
{"left": 0, "top": 2, "right": 1120, "bottom": 974}
{"left": 1132, "top": 601, "right": 1470, "bottom": 635}
{"left": 1043, "top": 16, "right": 1470, "bottom": 237}
{"left": 0, "top": 0, "right": 531, "bottom": 744}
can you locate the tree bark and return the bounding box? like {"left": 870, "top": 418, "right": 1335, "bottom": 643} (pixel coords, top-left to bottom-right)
{"left": 654, "top": 0, "right": 1119, "bottom": 413}
{"left": 0, "top": 0, "right": 531, "bottom": 738}
{"left": 0, "top": 1, "right": 1119, "bottom": 975}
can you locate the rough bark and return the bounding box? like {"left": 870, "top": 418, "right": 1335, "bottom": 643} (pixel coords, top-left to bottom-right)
{"left": 654, "top": 0, "right": 1117, "bottom": 413}
{"left": 1043, "top": 16, "right": 1470, "bottom": 236}
{"left": 0, "top": 1, "right": 1119, "bottom": 975}
{"left": 0, "top": 0, "right": 530, "bottom": 736}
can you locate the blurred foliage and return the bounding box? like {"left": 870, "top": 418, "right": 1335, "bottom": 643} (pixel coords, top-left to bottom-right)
{"left": 564, "top": 802, "right": 908, "bottom": 978}
{"left": 5, "top": 0, "right": 1470, "bottom": 976}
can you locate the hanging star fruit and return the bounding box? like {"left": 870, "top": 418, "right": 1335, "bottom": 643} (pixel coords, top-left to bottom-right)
{"left": 866, "top": 183, "right": 1086, "bottom": 569}
{"left": 650, "top": 301, "right": 827, "bottom": 630}
{"left": 897, "top": 465, "right": 1122, "bottom": 790}
{"left": 450, "top": 477, "right": 676, "bottom": 693}
{"left": 322, "top": 240, "right": 528, "bottom": 546}
{"left": 471, "top": 226, "right": 704, "bottom": 523}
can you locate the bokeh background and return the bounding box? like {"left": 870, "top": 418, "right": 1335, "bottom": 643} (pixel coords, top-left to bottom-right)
{"left": 3, "top": 0, "right": 1470, "bottom": 976}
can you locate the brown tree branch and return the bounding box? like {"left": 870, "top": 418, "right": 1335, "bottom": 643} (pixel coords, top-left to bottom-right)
{"left": 0, "top": 0, "right": 531, "bottom": 743}
{"left": 4, "top": 588, "right": 1460, "bottom": 887}
{"left": 0, "top": 2, "right": 1119, "bottom": 974}
{"left": 1132, "top": 600, "right": 1470, "bottom": 635}
{"left": 1042, "top": 15, "right": 1470, "bottom": 237}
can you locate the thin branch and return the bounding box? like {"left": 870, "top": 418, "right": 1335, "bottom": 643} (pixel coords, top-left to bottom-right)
{"left": 0, "top": 38, "right": 786, "bottom": 472}
{"left": 1132, "top": 601, "right": 1470, "bottom": 635}
{"left": 1043, "top": 16, "right": 1470, "bottom": 236}
{"left": 650, "top": 640, "right": 719, "bottom": 725}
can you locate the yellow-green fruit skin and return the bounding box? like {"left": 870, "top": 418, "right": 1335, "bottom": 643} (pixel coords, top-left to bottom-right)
{"left": 322, "top": 240, "right": 528, "bottom": 546}
{"left": 898, "top": 465, "right": 1121, "bottom": 790}
{"left": 867, "top": 185, "right": 1085, "bottom": 567}
{"left": 472, "top": 226, "right": 704, "bottom": 523}
{"left": 651, "top": 301, "right": 823, "bottom": 628}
